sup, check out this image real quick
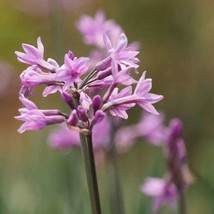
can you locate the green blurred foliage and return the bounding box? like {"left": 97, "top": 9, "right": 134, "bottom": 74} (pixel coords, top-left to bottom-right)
{"left": 0, "top": 0, "right": 214, "bottom": 213}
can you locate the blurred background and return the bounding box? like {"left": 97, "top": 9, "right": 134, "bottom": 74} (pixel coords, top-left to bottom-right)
{"left": 0, "top": 0, "right": 214, "bottom": 213}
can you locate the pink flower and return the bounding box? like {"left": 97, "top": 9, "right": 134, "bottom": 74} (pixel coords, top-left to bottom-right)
{"left": 77, "top": 10, "right": 123, "bottom": 48}
{"left": 141, "top": 177, "right": 178, "bottom": 213}
{"left": 56, "top": 51, "right": 89, "bottom": 87}
{"left": 108, "top": 86, "right": 135, "bottom": 119}
{"left": 48, "top": 116, "right": 110, "bottom": 151}
{"left": 15, "top": 37, "right": 55, "bottom": 71}
{"left": 20, "top": 65, "right": 57, "bottom": 87}
{"left": 15, "top": 95, "right": 65, "bottom": 133}
{"left": 102, "top": 72, "right": 163, "bottom": 118}
{"left": 96, "top": 33, "right": 139, "bottom": 71}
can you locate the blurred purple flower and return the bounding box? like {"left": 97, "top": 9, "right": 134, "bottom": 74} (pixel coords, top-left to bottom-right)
{"left": 115, "top": 113, "right": 166, "bottom": 152}
{"left": 77, "top": 10, "right": 123, "bottom": 48}
{"left": 48, "top": 116, "right": 110, "bottom": 151}
{"left": 48, "top": 125, "right": 80, "bottom": 150}
{"left": 138, "top": 113, "right": 167, "bottom": 145}
{"left": 141, "top": 177, "right": 178, "bottom": 213}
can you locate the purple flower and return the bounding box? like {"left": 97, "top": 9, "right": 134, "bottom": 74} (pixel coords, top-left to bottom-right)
{"left": 77, "top": 10, "right": 123, "bottom": 48}
{"left": 15, "top": 95, "right": 65, "bottom": 133}
{"left": 96, "top": 33, "right": 139, "bottom": 71}
{"left": 102, "top": 72, "right": 163, "bottom": 118}
{"left": 165, "top": 119, "right": 190, "bottom": 188}
{"left": 108, "top": 86, "right": 135, "bottom": 119}
{"left": 137, "top": 113, "right": 167, "bottom": 145}
{"left": 115, "top": 113, "right": 166, "bottom": 152}
{"left": 141, "top": 177, "right": 178, "bottom": 213}
{"left": 20, "top": 65, "right": 57, "bottom": 87}
{"left": 111, "top": 59, "right": 137, "bottom": 85}
{"left": 48, "top": 125, "right": 80, "bottom": 150}
{"left": 56, "top": 51, "right": 89, "bottom": 87}
{"left": 167, "top": 119, "right": 185, "bottom": 162}
{"left": 133, "top": 72, "right": 163, "bottom": 115}
{"left": 15, "top": 37, "right": 55, "bottom": 71}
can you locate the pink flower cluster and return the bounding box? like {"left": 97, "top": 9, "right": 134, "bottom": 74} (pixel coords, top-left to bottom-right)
{"left": 138, "top": 115, "right": 193, "bottom": 213}
{"left": 15, "top": 12, "right": 163, "bottom": 135}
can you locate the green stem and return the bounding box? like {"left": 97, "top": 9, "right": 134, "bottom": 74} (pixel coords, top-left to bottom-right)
{"left": 178, "top": 189, "right": 186, "bottom": 214}
{"left": 79, "top": 68, "right": 98, "bottom": 89}
{"left": 80, "top": 133, "right": 102, "bottom": 214}
{"left": 109, "top": 140, "right": 125, "bottom": 214}
{"left": 109, "top": 121, "right": 125, "bottom": 214}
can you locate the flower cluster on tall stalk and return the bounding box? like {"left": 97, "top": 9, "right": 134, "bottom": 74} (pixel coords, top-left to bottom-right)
{"left": 135, "top": 114, "right": 193, "bottom": 214}
{"left": 15, "top": 10, "right": 163, "bottom": 214}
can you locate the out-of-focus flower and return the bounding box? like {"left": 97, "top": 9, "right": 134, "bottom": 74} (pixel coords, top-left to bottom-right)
{"left": 141, "top": 177, "right": 178, "bottom": 213}
{"left": 115, "top": 113, "right": 166, "bottom": 152}
{"left": 77, "top": 10, "right": 123, "bottom": 48}
{"left": 48, "top": 116, "right": 110, "bottom": 151}
{"left": 140, "top": 117, "right": 193, "bottom": 213}
{"left": 165, "top": 119, "right": 193, "bottom": 189}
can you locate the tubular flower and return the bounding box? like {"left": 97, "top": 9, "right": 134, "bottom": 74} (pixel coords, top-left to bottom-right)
{"left": 102, "top": 72, "right": 163, "bottom": 119}
{"left": 15, "top": 37, "right": 55, "bottom": 71}
{"left": 56, "top": 51, "right": 89, "bottom": 87}
{"left": 15, "top": 95, "right": 65, "bottom": 133}
{"left": 96, "top": 33, "right": 139, "bottom": 72}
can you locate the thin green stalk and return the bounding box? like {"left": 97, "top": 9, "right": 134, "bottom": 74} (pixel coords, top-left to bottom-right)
{"left": 178, "top": 189, "right": 186, "bottom": 214}
{"left": 80, "top": 133, "right": 102, "bottom": 214}
{"left": 79, "top": 68, "right": 98, "bottom": 89}
{"left": 109, "top": 120, "right": 125, "bottom": 214}
{"left": 109, "top": 139, "right": 125, "bottom": 214}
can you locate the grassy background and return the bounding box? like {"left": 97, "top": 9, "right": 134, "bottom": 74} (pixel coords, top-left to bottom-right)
{"left": 0, "top": 0, "right": 214, "bottom": 213}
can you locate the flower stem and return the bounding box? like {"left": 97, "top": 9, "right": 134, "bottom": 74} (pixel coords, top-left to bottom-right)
{"left": 79, "top": 133, "right": 102, "bottom": 214}
{"left": 109, "top": 120, "right": 125, "bottom": 214}
{"left": 178, "top": 189, "right": 186, "bottom": 214}
{"left": 109, "top": 139, "right": 125, "bottom": 214}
